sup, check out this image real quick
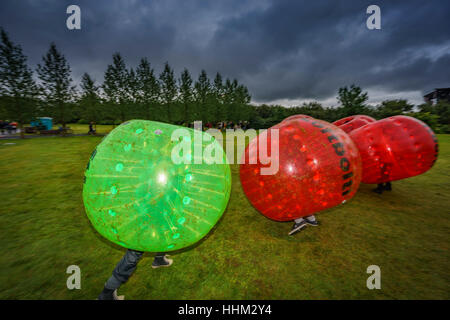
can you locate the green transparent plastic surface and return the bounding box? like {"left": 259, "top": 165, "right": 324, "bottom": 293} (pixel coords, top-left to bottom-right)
{"left": 83, "top": 120, "right": 231, "bottom": 252}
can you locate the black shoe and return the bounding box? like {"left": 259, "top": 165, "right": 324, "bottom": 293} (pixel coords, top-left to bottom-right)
{"left": 372, "top": 184, "right": 384, "bottom": 194}
{"left": 288, "top": 220, "right": 307, "bottom": 236}
{"left": 97, "top": 287, "right": 124, "bottom": 300}
{"left": 384, "top": 182, "right": 392, "bottom": 191}
{"left": 98, "top": 290, "right": 114, "bottom": 300}
{"left": 152, "top": 255, "right": 173, "bottom": 269}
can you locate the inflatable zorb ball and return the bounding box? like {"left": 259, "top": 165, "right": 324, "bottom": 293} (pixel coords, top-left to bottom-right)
{"left": 333, "top": 115, "right": 376, "bottom": 134}
{"left": 240, "top": 117, "right": 362, "bottom": 221}
{"left": 83, "top": 120, "right": 231, "bottom": 252}
{"left": 349, "top": 115, "right": 438, "bottom": 184}
{"left": 282, "top": 114, "right": 314, "bottom": 123}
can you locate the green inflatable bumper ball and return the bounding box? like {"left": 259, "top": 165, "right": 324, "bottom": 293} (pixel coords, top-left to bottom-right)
{"left": 83, "top": 120, "right": 231, "bottom": 252}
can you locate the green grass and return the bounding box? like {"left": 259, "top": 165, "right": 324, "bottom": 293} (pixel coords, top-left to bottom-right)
{"left": 65, "top": 123, "right": 114, "bottom": 135}
{"left": 6, "top": 123, "right": 114, "bottom": 136}
{"left": 0, "top": 134, "right": 449, "bottom": 299}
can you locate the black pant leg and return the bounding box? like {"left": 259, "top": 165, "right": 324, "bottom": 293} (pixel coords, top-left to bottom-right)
{"left": 105, "top": 249, "right": 144, "bottom": 290}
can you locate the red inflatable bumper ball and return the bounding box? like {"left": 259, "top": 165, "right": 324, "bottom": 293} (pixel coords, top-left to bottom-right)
{"left": 333, "top": 115, "right": 376, "bottom": 134}
{"left": 240, "top": 117, "right": 362, "bottom": 221}
{"left": 282, "top": 114, "right": 313, "bottom": 124}
{"left": 349, "top": 115, "right": 438, "bottom": 184}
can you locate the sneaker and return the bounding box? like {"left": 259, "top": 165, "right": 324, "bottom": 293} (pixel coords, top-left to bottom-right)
{"left": 152, "top": 255, "right": 173, "bottom": 269}
{"left": 305, "top": 219, "right": 319, "bottom": 227}
{"left": 112, "top": 289, "right": 125, "bottom": 300}
{"left": 384, "top": 182, "right": 392, "bottom": 191}
{"left": 97, "top": 288, "right": 124, "bottom": 300}
{"left": 288, "top": 220, "right": 307, "bottom": 236}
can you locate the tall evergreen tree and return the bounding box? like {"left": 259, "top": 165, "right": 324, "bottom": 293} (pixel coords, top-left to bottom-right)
{"left": 222, "top": 78, "right": 234, "bottom": 121}
{"left": 159, "top": 62, "right": 177, "bottom": 123}
{"left": 103, "top": 53, "right": 129, "bottom": 123}
{"left": 235, "top": 83, "right": 251, "bottom": 121}
{"left": 223, "top": 78, "right": 233, "bottom": 105}
{"left": 126, "top": 67, "right": 139, "bottom": 118}
{"left": 0, "top": 28, "right": 38, "bottom": 138}
{"left": 178, "top": 68, "right": 193, "bottom": 123}
{"left": 36, "top": 43, "right": 74, "bottom": 129}
{"left": 79, "top": 72, "right": 102, "bottom": 126}
{"left": 136, "top": 58, "right": 159, "bottom": 120}
{"left": 194, "top": 70, "right": 211, "bottom": 122}
{"left": 213, "top": 72, "right": 224, "bottom": 102}
{"left": 212, "top": 72, "right": 225, "bottom": 121}
{"left": 235, "top": 84, "right": 251, "bottom": 104}
{"left": 194, "top": 70, "right": 211, "bottom": 104}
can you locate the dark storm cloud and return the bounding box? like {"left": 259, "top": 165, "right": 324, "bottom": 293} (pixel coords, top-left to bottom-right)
{"left": 0, "top": 0, "right": 449, "bottom": 104}
{"left": 206, "top": 0, "right": 450, "bottom": 102}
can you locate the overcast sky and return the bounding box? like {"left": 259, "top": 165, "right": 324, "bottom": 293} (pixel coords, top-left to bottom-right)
{"left": 1, "top": 0, "right": 449, "bottom": 107}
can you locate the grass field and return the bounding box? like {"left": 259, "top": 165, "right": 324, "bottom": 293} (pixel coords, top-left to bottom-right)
{"left": 65, "top": 123, "right": 114, "bottom": 135}
{"left": 0, "top": 133, "right": 449, "bottom": 299}
{"left": 3, "top": 123, "right": 114, "bottom": 136}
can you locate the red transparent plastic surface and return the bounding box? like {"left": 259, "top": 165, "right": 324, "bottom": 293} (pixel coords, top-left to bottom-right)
{"left": 282, "top": 114, "right": 314, "bottom": 123}
{"left": 240, "top": 118, "right": 362, "bottom": 221}
{"left": 333, "top": 115, "right": 376, "bottom": 134}
{"left": 349, "top": 115, "right": 438, "bottom": 184}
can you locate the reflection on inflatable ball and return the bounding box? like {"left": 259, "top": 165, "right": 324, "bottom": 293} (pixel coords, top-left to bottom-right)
{"left": 83, "top": 120, "right": 231, "bottom": 252}
{"left": 333, "top": 115, "right": 376, "bottom": 134}
{"left": 282, "top": 114, "right": 314, "bottom": 123}
{"left": 240, "top": 117, "right": 362, "bottom": 221}
{"left": 349, "top": 115, "right": 438, "bottom": 184}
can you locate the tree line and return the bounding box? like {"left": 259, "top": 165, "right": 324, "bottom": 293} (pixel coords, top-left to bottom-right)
{"left": 0, "top": 28, "right": 448, "bottom": 138}
{"left": 0, "top": 28, "right": 251, "bottom": 137}
{"left": 257, "top": 85, "right": 449, "bottom": 133}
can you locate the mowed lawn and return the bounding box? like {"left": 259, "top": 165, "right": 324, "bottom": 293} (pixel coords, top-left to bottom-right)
{"left": 66, "top": 124, "right": 114, "bottom": 135}
{"left": 0, "top": 134, "right": 449, "bottom": 300}
{"left": 5, "top": 123, "right": 115, "bottom": 136}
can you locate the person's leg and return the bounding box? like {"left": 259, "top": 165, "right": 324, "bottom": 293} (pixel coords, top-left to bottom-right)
{"left": 304, "top": 215, "right": 319, "bottom": 226}
{"left": 152, "top": 253, "right": 173, "bottom": 269}
{"left": 373, "top": 183, "right": 384, "bottom": 194}
{"left": 98, "top": 249, "right": 144, "bottom": 300}
{"left": 288, "top": 217, "right": 307, "bottom": 236}
{"left": 384, "top": 182, "right": 392, "bottom": 191}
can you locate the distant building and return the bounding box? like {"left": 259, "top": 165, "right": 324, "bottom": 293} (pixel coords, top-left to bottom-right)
{"left": 423, "top": 88, "right": 450, "bottom": 105}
